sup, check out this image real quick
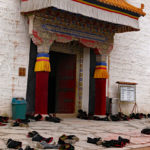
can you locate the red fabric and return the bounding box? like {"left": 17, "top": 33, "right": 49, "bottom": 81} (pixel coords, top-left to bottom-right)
{"left": 35, "top": 72, "right": 49, "bottom": 114}
{"left": 95, "top": 79, "right": 106, "bottom": 115}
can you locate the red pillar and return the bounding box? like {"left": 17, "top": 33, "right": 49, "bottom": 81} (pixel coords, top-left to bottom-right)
{"left": 35, "top": 72, "right": 49, "bottom": 114}
{"left": 95, "top": 79, "right": 106, "bottom": 115}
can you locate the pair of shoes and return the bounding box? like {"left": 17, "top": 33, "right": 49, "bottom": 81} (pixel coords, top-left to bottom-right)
{"left": 58, "top": 134, "right": 79, "bottom": 145}
{"left": 87, "top": 137, "right": 102, "bottom": 145}
{"left": 110, "top": 114, "right": 120, "bottom": 121}
{"left": 0, "top": 116, "right": 9, "bottom": 123}
{"left": 32, "top": 134, "right": 53, "bottom": 143}
{"left": 7, "top": 139, "right": 22, "bottom": 149}
{"left": 30, "top": 131, "right": 53, "bottom": 143}
{"left": 34, "top": 114, "right": 43, "bottom": 121}
{"left": 77, "top": 109, "right": 88, "bottom": 120}
{"left": 11, "top": 119, "right": 29, "bottom": 127}
{"left": 102, "top": 136, "right": 130, "bottom": 148}
{"left": 45, "top": 114, "right": 61, "bottom": 123}
{"left": 26, "top": 114, "right": 43, "bottom": 121}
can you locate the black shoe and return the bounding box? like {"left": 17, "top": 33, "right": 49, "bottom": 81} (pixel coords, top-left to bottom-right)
{"left": 7, "top": 139, "right": 22, "bottom": 149}
{"left": 45, "top": 115, "right": 61, "bottom": 123}
{"left": 25, "top": 145, "right": 34, "bottom": 150}
{"left": 110, "top": 115, "right": 120, "bottom": 121}
{"left": 118, "top": 136, "right": 130, "bottom": 145}
{"left": 87, "top": 137, "right": 102, "bottom": 145}
{"left": 102, "top": 140, "right": 124, "bottom": 148}
{"left": 34, "top": 114, "right": 42, "bottom": 121}
{"left": 77, "top": 109, "right": 88, "bottom": 120}
{"left": 141, "top": 128, "right": 150, "bottom": 135}
{"left": 12, "top": 121, "right": 20, "bottom": 127}
{"left": 28, "top": 131, "right": 39, "bottom": 138}
{"left": 32, "top": 134, "right": 44, "bottom": 142}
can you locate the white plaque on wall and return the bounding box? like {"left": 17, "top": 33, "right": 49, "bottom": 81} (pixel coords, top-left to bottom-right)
{"left": 120, "top": 86, "right": 135, "bottom": 102}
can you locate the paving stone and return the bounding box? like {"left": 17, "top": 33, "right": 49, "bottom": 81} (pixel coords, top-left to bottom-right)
{"left": 0, "top": 118, "right": 150, "bottom": 149}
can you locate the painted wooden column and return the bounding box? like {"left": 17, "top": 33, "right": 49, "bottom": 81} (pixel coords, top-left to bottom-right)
{"left": 34, "top": 52, "right": 50, "bottom": 114}
{"left": 94, "top": 55, "right": 108, "bottom": 115}
{"left": 28, "top": 15, "right": 54, "bottom": 114}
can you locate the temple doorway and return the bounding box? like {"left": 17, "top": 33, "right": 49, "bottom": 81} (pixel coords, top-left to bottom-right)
{"left": 48, "top": 51, "right": 76, "bottom": 114}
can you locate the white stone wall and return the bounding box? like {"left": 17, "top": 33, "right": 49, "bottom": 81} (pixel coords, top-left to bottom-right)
{"left": 109, "top": 0, "right": 150, "bottom": 114}
{"left": 0, "top": 0, "right": 30, "bottom": 116}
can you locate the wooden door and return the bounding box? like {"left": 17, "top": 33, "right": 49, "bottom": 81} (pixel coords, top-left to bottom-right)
{"left": 55, "top": 53, "right": 76, "bottom": 113}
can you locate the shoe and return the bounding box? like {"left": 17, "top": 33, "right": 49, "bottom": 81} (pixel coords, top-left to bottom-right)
{"left": 25, "top": 145, "right": 34, "bottom": 150}
{"left": 34, "top": 114, "right": 43, "bottom": 121}
{"left": 58, "top": 135, "right": 68, "bottom": 145}
{"left": 102, "top": 140, "right": 124, "bottom": 148}
{"left": 67, "top": 135, "right": 79, "bottom": 142}
{"left": 0, "top": 116, "right": 9, "bottom": 123}
{"left": 77, "top": 109, "right": 88, "bottom": 120}
{"left": 32, "top": 134, "right": 45, "bottom": 142}
{"left": 87, "top": 137, "right": 102, "bottom": 145}
{"left": 11, "top": 121, "right": 20, "bottom": 127}
{"left": 141, "top": 128, "right": 150, "bottom": 135}
{"left": 118, "top": 136, "right": 130, "bottom": 145}
{"left": 7, "top": 139, "right": 22, "bottom": 149}
{"left": 45, "top": 115, "right": 61, "bottom": 123}
{"left": 32, "top": 133, "right": 53, "bottom": 143}
{"left": 27, "top": 131, "right": 39, "bottom": 138}
{"left": 59, "top": 143, "right": 74, "bottom": 150}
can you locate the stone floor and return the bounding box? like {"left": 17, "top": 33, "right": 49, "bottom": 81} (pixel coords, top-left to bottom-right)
{"left": 1, "top": 118, "right": 150, "bottom": 149}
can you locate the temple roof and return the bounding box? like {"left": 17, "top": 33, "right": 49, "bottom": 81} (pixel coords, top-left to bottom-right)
{"left": 21, "top": 0, "right": 146, "bottom": 31}
{"left": 98, "top": 0, "right": 145, "bottom": 16}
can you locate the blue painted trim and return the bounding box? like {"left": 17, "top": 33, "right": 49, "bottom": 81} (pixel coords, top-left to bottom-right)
{"left": 42, "top": 24, "right": 108, "bottom": 42}
{"left": 96, "top": 62, "right": 107, "bottom": 66}
{"left": 37, "top": 53, "right": 49, "bottom": 57}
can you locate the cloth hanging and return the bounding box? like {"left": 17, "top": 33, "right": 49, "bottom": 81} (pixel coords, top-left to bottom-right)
{"left": 34, "top": 53, "right": 51, "bottom": 72}
{"left": 94, "top": 62, "right": 108, "bottom": 79}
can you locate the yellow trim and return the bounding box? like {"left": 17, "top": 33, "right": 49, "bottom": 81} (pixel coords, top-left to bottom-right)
{"left": 75, "top": 0, "right": 139, "bottom": 19}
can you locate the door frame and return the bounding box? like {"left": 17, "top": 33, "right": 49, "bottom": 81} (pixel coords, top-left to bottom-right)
{"left": 50, "top": 42, "right": 81, "bottom": 116}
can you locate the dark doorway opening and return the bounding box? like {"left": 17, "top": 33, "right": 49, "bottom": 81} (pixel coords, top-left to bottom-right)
{"left": 48, "top": 51, "right": 76, "bottom": 114}
{"left": 26, "top": 40, "right": 37, "bottom": 114}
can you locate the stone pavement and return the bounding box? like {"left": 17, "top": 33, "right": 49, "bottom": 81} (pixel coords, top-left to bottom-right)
{"left": 1, "top": 118, "right": 150, "bottom": 149}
